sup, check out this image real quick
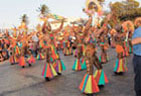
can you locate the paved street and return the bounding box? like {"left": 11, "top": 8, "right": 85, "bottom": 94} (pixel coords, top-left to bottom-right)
{"left": 0, "top": 48, "right": 135, "bottom": 96}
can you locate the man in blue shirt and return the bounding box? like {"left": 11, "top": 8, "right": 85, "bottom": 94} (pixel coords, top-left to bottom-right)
{"left": 132, "top": 18, "right": 141, "bottom": 96}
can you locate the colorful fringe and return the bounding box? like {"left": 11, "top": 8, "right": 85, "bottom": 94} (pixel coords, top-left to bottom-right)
{"left": 81, "top": 58, "right": 85, "bottom": 64}
{"left": 53, "top": 60, "right": 66, "bottom": 73}
{"left": 42, "top": 63, "right": 57, "bottom": 78}
{"left": 114, "top": 58, "right": 128, "bottom": 73}
{"left": 9, "top": 55, "right": 18, "bottom": 64}
{"left": 94, "top": 69, "right": 108, "bottom": 85}
{"left": 129, "top": 46, "right": 133, "bottom": 54}
{"left": 63, "top": 48, "right": 72, "bottom": 56}
{"left": 51, "top": 49, "right": 57, "bottom": 60}
{"left": 99, "top": 55, "right": 109, "bottom": 63}
{"left": 14, "top": 46, "right": 20, "bottom": 55}
{"left": 19, "top": 56, "right": 26, "bottom": 66}
{"left": 37, "top": 53, "right": 45, "bottom": 60}
{"left": 27, "top": 55, "right": 35, "bottom": 64}
{"left": 81, "top": 58, "right": 87, "bottom": 70}
{"left": 72, "top": 59, "right": 83, "bottom": 71}
{"left": 79, "top": 74, "right": 100, "bottom": 94}
{"left": 51, "top": 45, "right": 58, "bottom": 60}
{"left": 123, "top": 42, "right": 129, "bottom": 57}
{"left": 73, "top": 49, "right": 78, "bottom": 57}
{"left": 50, "top": 57, "right": 54, "bottom": 62}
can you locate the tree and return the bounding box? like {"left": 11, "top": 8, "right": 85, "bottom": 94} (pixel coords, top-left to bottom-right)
{"left": 110, "top": 0, "right": 141, "bottom": 21}
{"left": 106, "top": 0, "right": 141, "bottom": 28}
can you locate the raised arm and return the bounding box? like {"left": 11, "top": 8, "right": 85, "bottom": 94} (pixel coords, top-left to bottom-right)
{"left": 83, "top": 16, "right": 92, "bottom": 34}
{"left": 54, "top": 19, "right": 65, "bottom": 33}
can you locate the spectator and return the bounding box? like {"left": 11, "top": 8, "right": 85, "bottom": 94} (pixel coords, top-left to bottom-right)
{"left": 132, "top": 17, "right": 141, "bottom": 96}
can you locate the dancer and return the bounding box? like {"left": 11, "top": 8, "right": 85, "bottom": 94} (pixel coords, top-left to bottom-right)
{"left": 27, "top": 50, "right": 35, "bottom": 67}
{"left": 114, "top": 34, "right": 128, "bottom": 75}
{"left": 19, "top": 50, "right": 26, "bottom": 68}
{"left": 53, "top": 54, "right": 66, "bottom": 75}
{"left": 79, "top": 44, "right": 100, "bottom": 95}
{"left": 72, "top": 44, "right": 86, "bottom": 71}
{"left": 99, "top": 36, "right": 109, "bottom": 64}
{"left": 42, "top": 46, "right": 57, "bottom": 81}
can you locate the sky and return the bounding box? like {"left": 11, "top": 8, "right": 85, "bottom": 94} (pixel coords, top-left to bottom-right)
{"left": 0, "top": 0, "right": 140, "bottom": 29}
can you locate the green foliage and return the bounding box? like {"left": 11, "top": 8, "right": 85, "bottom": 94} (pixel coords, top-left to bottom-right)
{"left": 111, "top": 0, "right": 140, "bottom": 20}
{"left": 108, "top": 0, "right": 141, "bottom": 27}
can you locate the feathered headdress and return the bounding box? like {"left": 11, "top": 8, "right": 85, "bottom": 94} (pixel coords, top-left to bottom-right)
{"left": 122, "top": 20, "right": 134, "bottom": 33}
{"left": 84, "top": 0, "right": 102, "bottom": 16}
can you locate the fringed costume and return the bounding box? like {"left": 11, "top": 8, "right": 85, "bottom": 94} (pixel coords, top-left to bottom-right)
{"left": 53, "top": 58, "right": 66, "bottom": 75}
{"left": 63, "top": 40, "right": 72, "bottom": 56}
{"left": 99, "top": 42, "right": 109, "bottom": 64}
{"left": 93, "top": 50, "right": 108, "bottom": 86}
{"left": 27, "top": 55, "right": 35, "bottom": 66}
{"left": 42, "top": 47, "right": 57, "bottom": 81}
{"left": 37, "top": 53, "right": 45, "bottom": 60}
{"left": 19, "top": 55, "right": 26, "bottom": 68}
{"left": 123, "top": 41, "right": 129, "bottom": 57}
{"left": 9, "top": 55, "right": 18, "bottom": 65}
{"left": 79, "top": 44, "right": 100, "bottom": 94}
{"left": 72, "top": 45, "right": 86, "bottom": 71}
{"left": 94, "top": 69, "right": 108, "bottom": 86}
{"left": 114, "top": 43, "right": 128, "bottom": 74}
{"left": 9, "top": 48, "right": 18, "bottom": 65}
{"left": 128, "top": 39, "right": 133, "bottom": 54}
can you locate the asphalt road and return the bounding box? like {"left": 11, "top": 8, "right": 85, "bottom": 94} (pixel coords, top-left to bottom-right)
{"left": 0, "top": 48, "right": 135, "bottom": 96}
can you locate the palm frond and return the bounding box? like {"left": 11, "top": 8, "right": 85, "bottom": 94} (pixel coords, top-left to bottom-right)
{"left": 38, "top": 4, "right": 50, "bottom": 16}
{"left": 21, "top": 14, "right": 28, "bottom": 25}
